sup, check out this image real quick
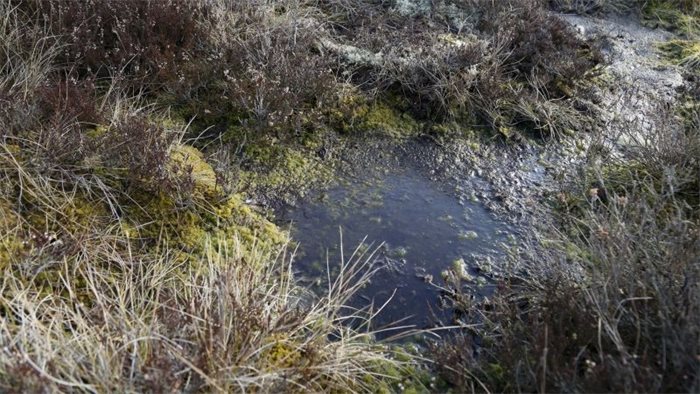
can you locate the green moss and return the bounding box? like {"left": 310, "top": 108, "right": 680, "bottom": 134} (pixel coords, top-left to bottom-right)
{"left": 238, "top": 141, "right": 333, "bottom": 204}
{"left": 429, "top": 121, "right": 478, "bottom": 140}
{"left": 0, "top": 140, "right": 286, "bottom": 272}
{"left": 328, "top": 88, "right": 422, "bottom": 137}
{"left": 555, "top": 79, "right": 576, "bottom": 98}
{"left": 349, "top": 344, "right": 433, "bottom": 393}
{"left": 209, "top": 195, "right": 287, "bottom": 252}
{"left": 458, "top": 230, "right": 478, "bottom": 240}
{"left": 170, "top": 144, "right": 220, "bottom": 198}
{"left": 451, "top": 258, "right": 474, "bottom": 281}
{"left": 498, "top": 125, "right": 515, "bottom": 138}
{"left": 220, "top": 123, "right": 247, "bottom": 144}
{"left": 357, "top": 102, "right": 420, "bottom": 137}
{"left": 126, "top": 188, "right": 286, "bottom": 259}
{"left": 25, "top": 195, "right": 111, "bottom": 240}
{"left": 643, "top": 1, "right": 699, "bottom": 33}
{"left": 391, "top": 246, "right": 408, "bottom": 258}
{"left": 3, "top": 137, "right": 109, "bottom": 236}
{"left": 0, "top": 184, "right": 112, "bottom": 302}
{"left": 485, "top": 363, "right": 506, "bottom": 386}
{"left": 88, "top": 143, "right": 283, "bottom": 259}
{"left": 563, "top": 239, "right": 595, "bottom": 265}
{"left": 263, "top": 334, "right": 302, "bottom": 369}
{"left": 85, "top": 125, "right": 109, "bottom": 139}
{"left": 645, "top": 0, "right": 700, "bottom": 72}
{"left": 659, "top": 39, "right": 700, "bottom": 70}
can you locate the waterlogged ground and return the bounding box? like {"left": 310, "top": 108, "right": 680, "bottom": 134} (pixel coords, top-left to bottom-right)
{"left": 279, "top": 155, "right": 513, "bottom": 335}
{"left": 272, "top": 13, "right": 688, "bottom": 338}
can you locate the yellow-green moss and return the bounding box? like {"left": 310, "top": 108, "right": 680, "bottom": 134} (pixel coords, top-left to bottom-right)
{"left": 264, "top": 334, "right": 302, "bottom": 369}
{"left": 643, "top": 1, "right": 699, "bottom": 34}
{"left": 659, "top": 39, "right": 700, "bottom": 70}
{"left": 108, "top": 143, "right": 289, "bottom": 259}
{"left": 238, "top": 142, "right": 333, "bottom": 201}
{"left": 645, "top": 1, "right": 700, "bottom": 71}
{"left": 429, "top": 121, "right": 478, "bottom": 140}
{"left": 209, "top": 195, "right": 287, "bottom": 252}
{"left": 362, "top": 346, "right": 434, "bottom": 394}
{"left": 126, "top": 189, "right": 286, "bottom": 260}
{"left": 170, "top": 144, "right": 220, "bottom": 198}
{"left": 2, "top": 137, "right": 287, "bottom": 275}
{"left": 328, "top": 88, "right": 422, "bottom": 137}
{"left": 357, "top": 102, "right": 420, "bottom": 137}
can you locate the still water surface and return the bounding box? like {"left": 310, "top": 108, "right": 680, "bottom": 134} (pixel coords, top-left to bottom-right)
{"left": 279, "top": 163, "right": 511, "bottom": 335}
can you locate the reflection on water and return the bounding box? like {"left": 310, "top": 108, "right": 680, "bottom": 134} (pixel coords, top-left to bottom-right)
{"left": 278, "top": 164, "right": 511, "bottom": 337}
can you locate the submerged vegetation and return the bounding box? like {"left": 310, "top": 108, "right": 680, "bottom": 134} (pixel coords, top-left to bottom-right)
{"left": 0, "top": 0, "right": 697, "bottom": 392}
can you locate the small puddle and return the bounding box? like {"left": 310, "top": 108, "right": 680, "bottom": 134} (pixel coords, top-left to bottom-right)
{"left": 278, "top": 158, "right": 512, "bottom": 336}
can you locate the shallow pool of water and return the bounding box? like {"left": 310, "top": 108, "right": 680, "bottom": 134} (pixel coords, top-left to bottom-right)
{"left": 278, "top": 162, "right": 511, "bottom": 336}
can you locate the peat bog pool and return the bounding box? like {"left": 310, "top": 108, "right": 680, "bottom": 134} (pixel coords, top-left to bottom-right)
{"left": 278, "top": 157, "right": 514, "bottom": 337}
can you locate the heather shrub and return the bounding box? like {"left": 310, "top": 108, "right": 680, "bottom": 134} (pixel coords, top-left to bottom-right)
{"left": 319, "top": 0, "right": 601, "bottom": 137}
{"left": 483, "top": 0, "right": 601, "bottom": 96}
{"left": 442, "top": 0, "right": 602, "bottom": 134}
{"left": 157, "top": 0, "right": 340, "bottom": 139}
{"left": 0, "top": 0, "right": 204, "bottom": 196}
{"left": 0, "top": 3, "right": 412, "bottom": 389}
{"left": 17, "top": 0, "right": 207, "bottom": 90}
{"left": 31, "top": 78, "right": 103, "bottom": 164}
{"left": 7, "top": 77, "right": 182, "bottom": 196}
{"left": 223, "top": 14, "right": 335, "bottom": 134}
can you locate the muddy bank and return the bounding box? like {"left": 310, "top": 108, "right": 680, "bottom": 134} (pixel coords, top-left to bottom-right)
{"left": 563, "top": 13, "right": 685, "bottom": 148}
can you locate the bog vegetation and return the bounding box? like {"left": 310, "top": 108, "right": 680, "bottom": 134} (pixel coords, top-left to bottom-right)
{"left": 0, "top": 0, "right": 697, "bottom": 392}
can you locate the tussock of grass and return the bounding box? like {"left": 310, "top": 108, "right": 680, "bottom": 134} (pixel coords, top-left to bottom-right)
{"left": 318, "top": 0, "right": 602, "bottom": 139}
{"left": 549, "top": 0, "right": 637, "bottom": 14}
{"left": 0, "top": 119, "right": 410, "bottom": 391}
{"left": 0, "top": 233, "right": 410, "bottom": 391}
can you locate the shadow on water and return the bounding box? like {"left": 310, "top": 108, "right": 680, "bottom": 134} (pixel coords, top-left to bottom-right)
{"left": 278, "top": 154, "right": 512, "bottom": 339}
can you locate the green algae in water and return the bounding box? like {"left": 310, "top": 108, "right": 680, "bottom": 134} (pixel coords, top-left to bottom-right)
{"left": 279, "top": 165, "right": 511, "bottom": 335}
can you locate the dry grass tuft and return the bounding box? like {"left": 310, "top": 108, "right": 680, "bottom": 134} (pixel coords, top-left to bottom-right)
{"left": 0, "top": 230, "right": 407, "bottom": 391}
